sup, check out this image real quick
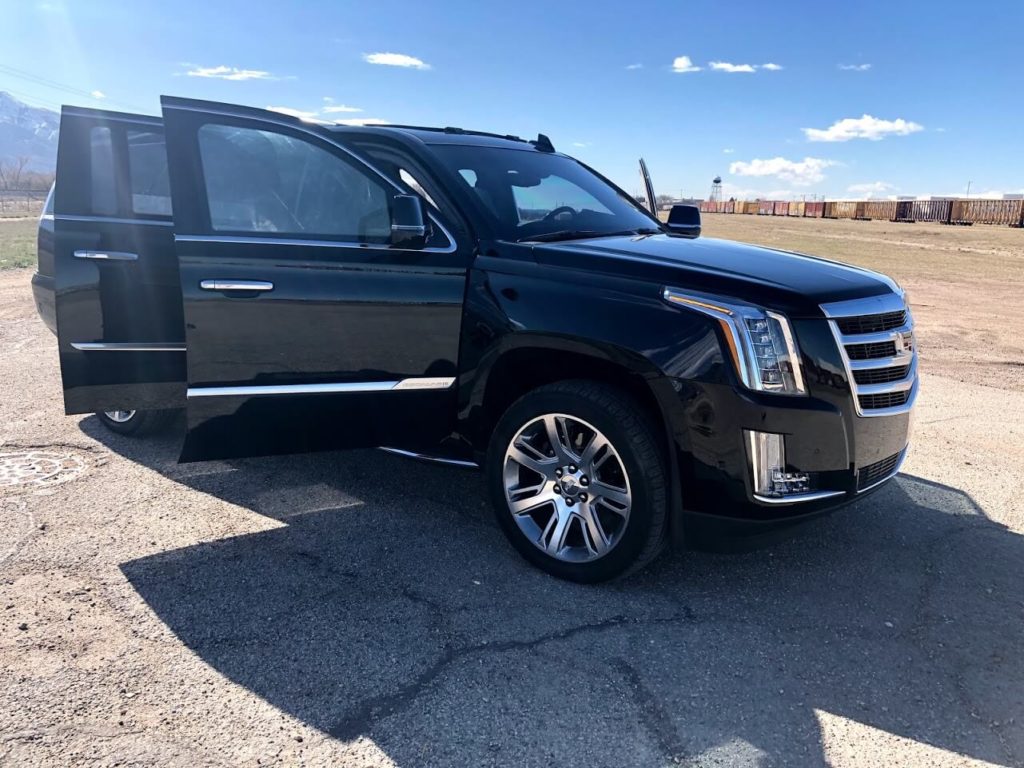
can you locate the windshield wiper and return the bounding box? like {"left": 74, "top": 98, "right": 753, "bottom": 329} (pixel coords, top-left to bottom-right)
{"left": 519, "top": 228, "right": 660, "bottom": 243}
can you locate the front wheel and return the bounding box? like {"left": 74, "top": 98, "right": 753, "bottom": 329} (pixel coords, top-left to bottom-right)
{"left": 486, "top": 380, "right": 668, "bottom": 582}
{"left": 95, "top": 409, "right": 176, "bottom": 437}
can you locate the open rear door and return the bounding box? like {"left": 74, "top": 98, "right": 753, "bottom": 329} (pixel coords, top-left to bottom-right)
{"left": 160, "top": 97, "right": 470, "bottom": 462}
{"left": 53, "top": 107, "right": 186, "bottom": 414}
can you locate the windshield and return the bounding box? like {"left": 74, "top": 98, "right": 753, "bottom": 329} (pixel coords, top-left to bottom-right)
{"left": 428, "top": 145, "right": 660, "bottom": 242}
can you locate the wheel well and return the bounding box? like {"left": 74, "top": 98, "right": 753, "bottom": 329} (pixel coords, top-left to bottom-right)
{"left": 480, "top": 348, "right": 666, "bottom": 444}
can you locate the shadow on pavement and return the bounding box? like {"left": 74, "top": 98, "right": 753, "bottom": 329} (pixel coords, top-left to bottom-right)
{"left": 82, "top": 417, "right": 1023, "bottom": 767}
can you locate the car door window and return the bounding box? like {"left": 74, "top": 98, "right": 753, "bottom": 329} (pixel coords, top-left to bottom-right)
{"left": 127, "top": 130, "right": 173, "bottom": 216}
{"left": 89, "top": 126, "right": 117, "bottom": 216}
{"left": 197, "top": 124, "right": 390, "bottom": 242}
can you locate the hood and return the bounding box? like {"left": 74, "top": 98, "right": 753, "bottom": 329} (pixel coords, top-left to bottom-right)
{"left": 530, "top": 234, "right": 899, "bottom": 316}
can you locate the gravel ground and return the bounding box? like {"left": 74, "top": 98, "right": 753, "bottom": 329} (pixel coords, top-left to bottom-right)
{"left": 1, "top": 253, "right": 1022, "bottom": 767}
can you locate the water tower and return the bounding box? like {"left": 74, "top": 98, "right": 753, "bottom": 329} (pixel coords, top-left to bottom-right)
{"left": 709, "top": 176, "right": 723, "bottom": 203}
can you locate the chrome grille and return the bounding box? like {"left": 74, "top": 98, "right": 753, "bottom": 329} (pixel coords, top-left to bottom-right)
{"left": 821, "top": 293, "right": 918, "bottom": 417}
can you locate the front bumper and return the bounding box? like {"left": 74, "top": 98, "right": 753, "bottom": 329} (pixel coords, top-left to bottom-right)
{"left": 667, "top": 379, "right": 911, "bottom": 524}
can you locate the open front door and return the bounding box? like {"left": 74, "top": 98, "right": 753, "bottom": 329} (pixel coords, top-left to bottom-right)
{"left": 53, "top": 107, "right": 186, "bottom": 414}
{"left": 160, "top": 97, "right": 470, "bottom": 462}
{"left": 638, "top": 158, "right": 657, "bottom": 216}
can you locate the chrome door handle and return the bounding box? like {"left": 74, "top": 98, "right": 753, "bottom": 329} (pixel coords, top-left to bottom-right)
{"left": 74, "top": 250, "right": 138, "bottom": 261}
{"left": 199, "top": 280, "right": 274, "bottom": 292}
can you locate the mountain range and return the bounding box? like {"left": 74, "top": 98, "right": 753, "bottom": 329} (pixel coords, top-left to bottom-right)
{"left": 0, "top": 92, "right": 59, "bottom": 172}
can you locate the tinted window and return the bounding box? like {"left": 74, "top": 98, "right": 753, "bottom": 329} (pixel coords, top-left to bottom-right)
{"left": 198, "top": 124, "right": 390, "bottom": 240}
{"left": 89, "top": 127, "right": 117, "bottom": 216}
{"left": 127, "top": 130, "right": 172, "bottom": 216}
{"left": 430, "top": 145, "right": 658, "bottom": 241}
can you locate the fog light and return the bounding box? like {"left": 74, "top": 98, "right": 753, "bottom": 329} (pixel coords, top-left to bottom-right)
{"left": 744, "top": 430, "right": 810, "bottom": 498}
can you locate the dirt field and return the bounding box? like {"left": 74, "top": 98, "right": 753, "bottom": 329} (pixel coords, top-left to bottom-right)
{"left": 1, "top": 217, "right": 1023, "bottom": 767}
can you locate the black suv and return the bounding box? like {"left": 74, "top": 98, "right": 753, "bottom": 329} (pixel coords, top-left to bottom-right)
{"left": 32, "top": 97, "right": 917, "bottom": 582}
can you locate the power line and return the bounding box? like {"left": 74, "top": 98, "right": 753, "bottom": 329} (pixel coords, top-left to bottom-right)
{"left": 0, "top": 62, "right": 151, "bottom": 114}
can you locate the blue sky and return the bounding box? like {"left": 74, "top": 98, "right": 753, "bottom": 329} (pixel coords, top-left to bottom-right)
{"left": 3, "top": 0, "right": 1023, "bottom": 199}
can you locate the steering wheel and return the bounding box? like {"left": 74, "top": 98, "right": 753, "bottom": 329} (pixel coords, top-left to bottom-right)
{"left": 542, "top": 205, "right": 577, "bottom": 222}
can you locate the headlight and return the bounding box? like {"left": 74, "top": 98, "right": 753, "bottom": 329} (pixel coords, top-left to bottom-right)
{"left": 662, "top": 288, "right": 807, "bottom": 395}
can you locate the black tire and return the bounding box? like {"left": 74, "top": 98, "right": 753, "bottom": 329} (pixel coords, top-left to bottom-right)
{"left": 95, "top": 409, "right": 176, "bottom": 437}
{"left": 486, "top": 380, "right": 668, "bottom": 583}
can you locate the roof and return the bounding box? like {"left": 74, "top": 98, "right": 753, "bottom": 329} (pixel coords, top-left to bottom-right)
{"left": 328, "top": 123, "right": 550, "bottom": 151}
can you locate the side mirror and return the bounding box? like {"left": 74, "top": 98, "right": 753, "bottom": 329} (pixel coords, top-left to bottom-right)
{"left": 390, "top": 194, "right": 428, "bottom": 249}
{"left": 666, "top": 204, "right": 701, "bottom": 239}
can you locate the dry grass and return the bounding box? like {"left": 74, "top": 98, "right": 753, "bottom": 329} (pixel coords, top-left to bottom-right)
{"left": 0, "top": 217, "right": 38, "bottom": 270}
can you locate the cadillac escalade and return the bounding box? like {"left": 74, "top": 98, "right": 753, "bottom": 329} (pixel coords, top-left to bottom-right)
{"left": 31, "top": 97, "right": 917, "bottom": 582}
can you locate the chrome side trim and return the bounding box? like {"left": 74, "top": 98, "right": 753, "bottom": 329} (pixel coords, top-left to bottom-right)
{"left": 55, "top": 214, "right": 173, "bottom": 227}
{"left": 71, "top": 342, "right": 185, "bottom": 352}
{"left": 162, "top": 102, "right": 458, "bottom": 253}
{"left": 199, "top": 279, "right": 273, "bottom": 292}
{"left": 74, "top": 249, "right": 139, "bottom": 261}
{"left": 187, "top": 377, "right": 455, "bottom": 398}
{"left": 753, "top": 489, "right": 847, "bottom": 505}
{"left": 392, "top": 377, "right": 456, "bottom": 390}
{"left": 856, "top": 447, "right": 908, "bottom": 494}
{"left": 378, "top": 447, "right": 479, "bottom": 469}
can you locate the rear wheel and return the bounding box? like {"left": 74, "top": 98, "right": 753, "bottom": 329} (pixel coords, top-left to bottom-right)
{"left": 95, "top": 409, "right": 176, "bottom": 437}
{"left": 486, "top": 380, "right": 668, "bottom": 582}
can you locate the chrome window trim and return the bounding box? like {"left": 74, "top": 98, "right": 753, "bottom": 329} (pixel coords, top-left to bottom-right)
{"left": 822, "top": 293, "right": 917, "bottom": 418}
{"left": 74, "top": 250, "right": 138, "bottom": 261}
{"left": 187, "top": 377, "right": 455, "bottom": 398}
{"left": 70, "top": 342, "right": 185, "bottom": 352}
{"left": 175, "top": 233, "right": 456, "bottom": 255}
{"left": 55, "top": 214, "right": 173, "bottom": 227}
{"left": 856, "top": 447, "right": 908, "bottom": 494}
{"left": 163, "top": 102, "right": 459, "bottom": 254}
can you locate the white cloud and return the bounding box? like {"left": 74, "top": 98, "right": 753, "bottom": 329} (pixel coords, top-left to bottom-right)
{"left": 730, "top": 156, "right": 838, "bottom": 186}
{"left": 571, "top": 142, "right": 590, "bottom": 148}
{"left": 804, "top": 114, "right": 924, "bottom": 142}
{"left": 723, "top": 148, "right": 735, "bottom": 154}
{"left": 333, "top": 117, "right": 390, "bottom": 126}
{"left": 321, "top": 104, "right": 363, "bottom": 114}
{"left": 186, "top": 65, "right": 274, "bottom": 81}
{"left": 847, "top": 181, "right": 897, "bottom": 198}
{"left": 710, "top": 61, "right": 756, "bottom": 73}
{"left": 363, "top": 52, "right": 430, "bottom": 70}
{"left": 266, "top": 106, "right": 320, "bottom": 120}
{"left": 671, "top": 56, "right": 701, "bottom": 73}
{"left": 838, "top": 63, "right": 871, "bottom": 71}
{"left": 90, "top": 90, "right": 106, "bottom": 99}
{"left": 761, "top": 63, "right": 783, "bottom": 71}
{"left": 625, "top": 63, "right": 643, "bottom": 70}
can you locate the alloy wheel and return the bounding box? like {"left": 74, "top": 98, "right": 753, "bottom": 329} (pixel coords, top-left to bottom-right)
{"left": 503, "top": 413, "right": 632, "bottom": 563}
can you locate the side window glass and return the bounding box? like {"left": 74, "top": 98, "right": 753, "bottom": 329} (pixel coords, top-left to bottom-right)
{"left": 89, "top": 127, "right": 117, "bottom": 216}
{"left": 197, "top": 124, "right": 390, "bottom": 241}
{"left": 127, "top": 130, "right": 172, "bottom": 216}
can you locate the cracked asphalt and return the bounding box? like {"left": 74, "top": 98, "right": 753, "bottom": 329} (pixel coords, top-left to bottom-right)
{"left": 1, "top": 254, "right": 1023, "bottom": 766}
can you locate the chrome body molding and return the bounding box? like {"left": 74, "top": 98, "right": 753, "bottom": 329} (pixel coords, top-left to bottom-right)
{"left": 74, "top": 249, "right": 139, "bottom": 261}
{"left": 71, "top": 342, "right": 186, "bottom": 352}
{"left": 753, "top": 489, "right": 847, "bottom": 505}
{"left": 187, "top": 377, "right": 455, "bottom": 398}
{"left": 378, "top": 447, "right": 478, "bottom": 468}
{"left": 199, "top": 279, "right": 274, "bottom": 292}
{"left": 820, "top": 292, "right": 918, "bottom": 418}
